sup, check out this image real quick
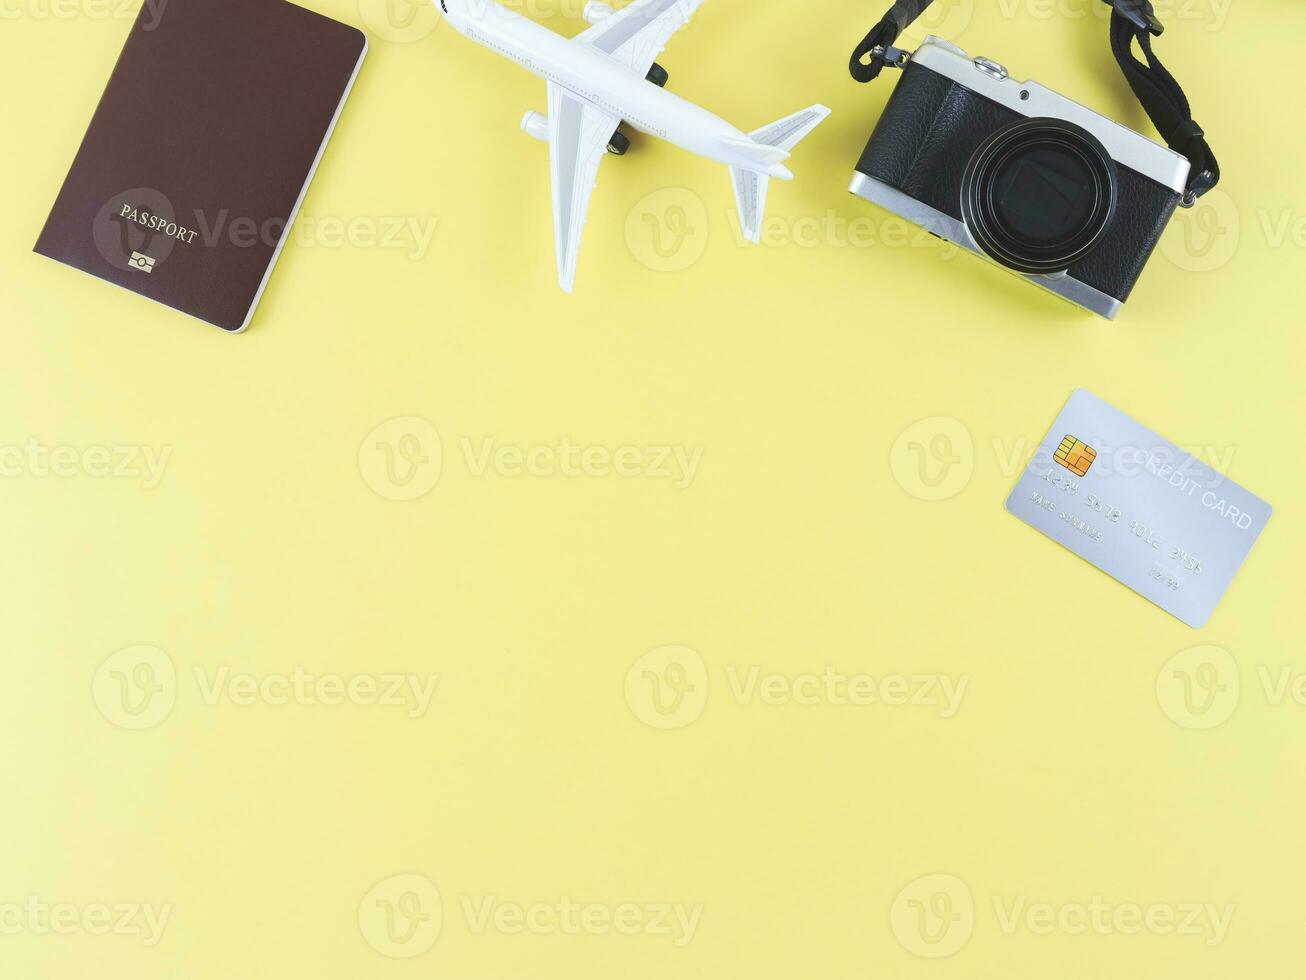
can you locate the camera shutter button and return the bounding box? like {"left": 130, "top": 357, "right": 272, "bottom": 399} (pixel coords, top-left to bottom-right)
{"left": 973, "top": 57, "right": 1008, "bottom": 80}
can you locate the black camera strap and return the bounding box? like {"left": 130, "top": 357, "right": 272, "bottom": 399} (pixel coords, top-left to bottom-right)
{"left": 849, "top": 0, "right": 1219, "bottom": 201}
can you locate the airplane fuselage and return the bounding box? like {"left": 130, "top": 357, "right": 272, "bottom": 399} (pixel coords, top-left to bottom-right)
{"left": 437, "top": 0, "right": 793, "bottom": 178}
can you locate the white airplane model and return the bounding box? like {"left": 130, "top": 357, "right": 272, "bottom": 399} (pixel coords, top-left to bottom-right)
{"left": 433, "top": 0, "right": 831, "bottom": 291}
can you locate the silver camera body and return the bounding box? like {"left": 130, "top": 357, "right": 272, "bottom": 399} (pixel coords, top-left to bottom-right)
{"left": 850, "top": 37, "right": 1193, "bottom": 317}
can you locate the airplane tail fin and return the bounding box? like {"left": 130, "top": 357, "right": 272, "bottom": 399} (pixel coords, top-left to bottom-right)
{"left": 729, "top": 104, "right": 831, "bottom": 243}
{"left": 728, "top": 166, "right": 772, "bottom": 245}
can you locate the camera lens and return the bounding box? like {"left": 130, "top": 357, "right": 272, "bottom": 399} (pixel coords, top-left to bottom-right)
{"left": 960, "top": 117, "right": 1117, "bottom": 275}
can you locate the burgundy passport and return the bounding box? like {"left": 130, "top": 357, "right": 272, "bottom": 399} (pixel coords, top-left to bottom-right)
{"left": 35, "top": 0, "right": 367, "bottom": 332}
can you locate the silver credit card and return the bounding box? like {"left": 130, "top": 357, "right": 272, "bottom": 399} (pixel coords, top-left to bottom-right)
{"left": 1005, "top": 390, "right": 1271, "bottom": 628}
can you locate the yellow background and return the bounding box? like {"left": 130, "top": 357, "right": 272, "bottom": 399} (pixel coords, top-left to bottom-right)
{"left": 2, "top": 0, "right": 1303, "bottom": 976}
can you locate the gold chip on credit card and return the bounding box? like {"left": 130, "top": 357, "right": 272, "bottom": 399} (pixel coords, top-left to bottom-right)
{"left": 1054, "top": 435, "right": 1096, "bottom": 476}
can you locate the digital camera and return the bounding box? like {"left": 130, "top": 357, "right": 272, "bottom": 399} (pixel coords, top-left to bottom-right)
{"left": 850, "top": 37, "right": 1191, "bottom": 318}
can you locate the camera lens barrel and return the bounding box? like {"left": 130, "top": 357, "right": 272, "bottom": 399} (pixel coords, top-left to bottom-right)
{"left": 960, "top": 117, "right": 1118, "bottom": 275}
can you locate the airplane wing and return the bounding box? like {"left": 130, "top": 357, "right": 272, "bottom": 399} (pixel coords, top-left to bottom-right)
{"left": 547, "top": 82, "right": 619, "bottom": 292}
{"left": 576, "top": 0, "right": 706, "bottom": 78}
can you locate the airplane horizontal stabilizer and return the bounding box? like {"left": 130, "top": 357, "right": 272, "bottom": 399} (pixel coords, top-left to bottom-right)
{"left": 749, "top": 104, "right": 832, "bottom": 153}
{"left": 720, "top": 137, "right": 789, "bottom": 167}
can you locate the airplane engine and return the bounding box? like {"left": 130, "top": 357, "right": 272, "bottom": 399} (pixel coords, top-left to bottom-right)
{"left": 520, "top": 110, "right": 549, "bottom": 142}
{"left": 582, "top": 1, "right": 614, "bottom": 24}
